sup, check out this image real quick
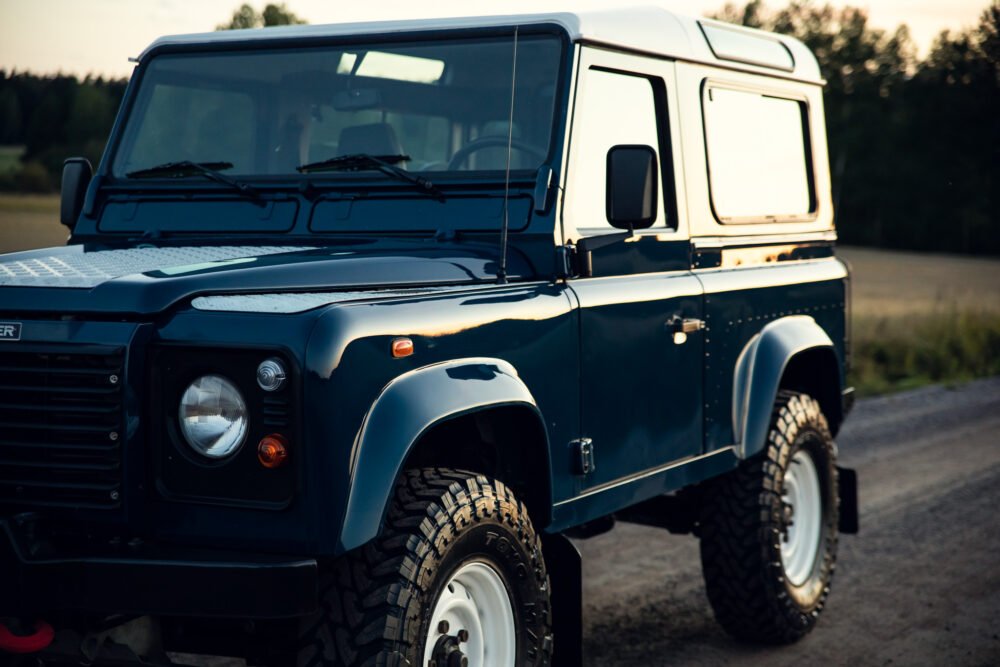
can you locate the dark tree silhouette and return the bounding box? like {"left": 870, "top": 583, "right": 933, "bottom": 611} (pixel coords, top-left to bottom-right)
{"left": 216, "top": 3, "right": 307, "bottom": 30}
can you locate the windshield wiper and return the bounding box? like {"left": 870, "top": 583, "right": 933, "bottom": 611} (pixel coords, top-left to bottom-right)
{"left": 126, "top": 161, "right": 261, "bottom": 200}
{"left": 296, "top": 153, "right": 445, "bottom": 202}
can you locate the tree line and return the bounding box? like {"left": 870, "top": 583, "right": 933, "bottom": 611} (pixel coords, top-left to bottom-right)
{"left": 0, "top": 1, "right": 996, "bottom": 255}
{"left": 0, "top": 72, "right": 126, "bottom": 192}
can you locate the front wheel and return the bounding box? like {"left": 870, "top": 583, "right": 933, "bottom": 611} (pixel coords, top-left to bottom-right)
{"left": 296, "top": 468, "right": 552, "bottom": 666}
{"left": 698, "top": 391, "right": 840, "bottom": 643}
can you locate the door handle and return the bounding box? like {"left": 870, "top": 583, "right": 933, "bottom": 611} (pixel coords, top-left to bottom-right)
{"left": 667, "top": 315, "right": 705, "bottom": 334}
{"left": 667, "top": 316, "right": 705, "bottom": 344}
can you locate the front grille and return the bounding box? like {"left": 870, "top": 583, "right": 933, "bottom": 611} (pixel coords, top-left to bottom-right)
{"left": 261, "top": 396, "right": 291, "bottom": 429}
{"left": 0, "top": 346, "right": 125, "bottom": 511}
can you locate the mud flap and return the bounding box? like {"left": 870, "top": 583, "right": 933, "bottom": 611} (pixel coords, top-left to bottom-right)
{"left": 838, "top": 466, "right": 859, "bottom": 534}
{"left": 540, "top": 532, "right": 582, "bottom": 667}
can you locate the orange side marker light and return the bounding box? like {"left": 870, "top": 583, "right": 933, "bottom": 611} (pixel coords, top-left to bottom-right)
{"left": 391, "top": 337, "right": 414, "bottom": 358}
{"left": 258, "top": 434, "right": 289, "bottom": 469}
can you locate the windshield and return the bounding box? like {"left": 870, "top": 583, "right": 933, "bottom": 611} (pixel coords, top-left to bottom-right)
{"left": 112, "top": 34, "right": 563, "bottom": 180}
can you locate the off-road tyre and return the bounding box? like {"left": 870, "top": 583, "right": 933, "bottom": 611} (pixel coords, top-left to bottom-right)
{"left": 296, "top": 468, "right": 552, "bottom": 666}
{"left": 699, "top": 391, "right": 839, "bottom": 644}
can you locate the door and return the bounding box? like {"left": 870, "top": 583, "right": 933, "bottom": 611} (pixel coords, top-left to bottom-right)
{"left": 563, "top": 49, "right": 704, "bottom": 494}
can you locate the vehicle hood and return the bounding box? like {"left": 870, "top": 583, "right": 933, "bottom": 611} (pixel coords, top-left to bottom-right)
{"left": 0, "top": 241, "right": 523, "bottom": 316}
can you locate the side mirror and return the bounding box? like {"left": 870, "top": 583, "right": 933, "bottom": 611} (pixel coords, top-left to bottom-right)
{"left": 606, "top": 145, "right": 658, "bottom": 230}
{"left": 60, "top": 158, "right": 93, "bottom": 229}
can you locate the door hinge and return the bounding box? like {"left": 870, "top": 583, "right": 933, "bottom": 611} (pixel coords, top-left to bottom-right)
{"left": 571, "top": 438, "right": 596, "bottom": 476}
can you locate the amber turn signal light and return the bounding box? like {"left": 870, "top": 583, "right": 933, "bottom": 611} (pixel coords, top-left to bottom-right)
{"left": 257, "top": 434, "right": 289, "bottom": 469}
{"left": 391, "top": 337, "right": 414, "bottom": 358}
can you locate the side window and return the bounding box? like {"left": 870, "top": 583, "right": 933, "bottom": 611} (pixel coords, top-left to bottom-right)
{"left": 568, "top": 68, "right": 668, "bottom": 234}
{"left": 703, "top": 85, "right": 815, "bottom": 222}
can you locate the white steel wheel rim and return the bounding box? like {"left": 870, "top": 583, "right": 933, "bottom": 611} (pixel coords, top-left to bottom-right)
{"left": 781, "top": 450, "right": 823, "bottom": 587}
{"left": 423, "top": 561, "right": 516, "bottom": 667}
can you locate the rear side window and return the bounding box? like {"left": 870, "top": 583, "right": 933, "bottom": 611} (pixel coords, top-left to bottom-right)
{"left": 702, "top": 85, "right": 815, "bottom": 223}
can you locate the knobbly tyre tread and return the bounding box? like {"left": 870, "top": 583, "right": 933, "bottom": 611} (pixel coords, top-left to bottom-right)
{"left": 296, "top": 468, "right": 552, "bottom": 666}
{"left": 698, "top": 391, "right": 839, "bottom": 644}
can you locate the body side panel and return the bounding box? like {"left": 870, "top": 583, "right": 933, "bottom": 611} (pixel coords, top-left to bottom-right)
{"left": 696, "top": 258, "right": 848, "bottom": 455}
{"left": 303, "top": 282, "right": 579, "bottom": 554}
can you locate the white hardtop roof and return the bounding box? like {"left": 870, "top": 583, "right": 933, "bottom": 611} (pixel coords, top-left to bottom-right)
{"left": 139, "top": 6, "right": 822, "bottom": 84}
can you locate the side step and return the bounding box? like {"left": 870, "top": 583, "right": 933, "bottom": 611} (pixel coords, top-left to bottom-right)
{"left": 615, "top": 492, "right": 701, "bottom": 534}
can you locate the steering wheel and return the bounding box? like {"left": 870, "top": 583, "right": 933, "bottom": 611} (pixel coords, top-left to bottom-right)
{"left": 448, "top": 136, "right": 547, "bottom": 170}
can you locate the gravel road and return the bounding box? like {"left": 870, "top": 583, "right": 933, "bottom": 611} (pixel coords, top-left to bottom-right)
{"left": 577, "top": 377, "right": 1000, "bottom": 666}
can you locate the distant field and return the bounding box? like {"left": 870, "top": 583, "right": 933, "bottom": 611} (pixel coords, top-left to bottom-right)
{"left": 838, "top": 246, "right": 1000, "bottom": 316}
{"left": 0, "top": 194, "right": 997, "bottom": 395}
{"left": 0, "top": 193, "right": 66, "bottom": 253}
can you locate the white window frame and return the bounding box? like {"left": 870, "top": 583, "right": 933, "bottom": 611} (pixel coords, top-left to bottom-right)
{"left": 701, "top": 79, "right": 818, "bottom": 224}
{"left": 561, "top": 48, "right": 687, "bottom": 244}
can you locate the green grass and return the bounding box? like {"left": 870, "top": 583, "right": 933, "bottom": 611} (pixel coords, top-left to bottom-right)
{"left": 850, "top": 311, "right": 1000, "bottom": 396}
{"left": 0, "top": 145, "right": 23, "bottom": 174}
{"left": 838, "top": 247, "right": 1000, "bottom": 396}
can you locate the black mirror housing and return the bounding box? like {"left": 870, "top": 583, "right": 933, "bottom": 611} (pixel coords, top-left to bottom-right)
{"left": 60, "top": 158, "right": 93, "bottom": 229}
{"left": 606, "top": 145, "right": 658, "bottom": 230}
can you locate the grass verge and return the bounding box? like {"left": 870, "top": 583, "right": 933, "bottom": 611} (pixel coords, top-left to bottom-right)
{"left": 850, "top": 311, "right": 1000, "bottom": 396}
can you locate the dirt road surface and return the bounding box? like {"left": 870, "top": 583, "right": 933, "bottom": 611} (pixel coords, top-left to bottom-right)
{"left": 577, "top": 377, "right": 1000, "bottom": 666}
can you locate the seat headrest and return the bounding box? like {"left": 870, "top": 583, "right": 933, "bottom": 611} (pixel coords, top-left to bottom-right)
{"left": 338, "top": 122, "right": 403, "bottom": 157}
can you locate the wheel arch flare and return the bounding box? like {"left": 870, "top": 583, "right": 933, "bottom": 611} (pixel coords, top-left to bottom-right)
{"left": 338, "top": 357, "right": 552, "bottom": 553}
{"left": 733, "top": 315, "right": 843, "bottom": 459}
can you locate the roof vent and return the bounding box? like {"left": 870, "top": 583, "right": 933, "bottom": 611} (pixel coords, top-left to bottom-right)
{"left": 698, "top": 22, "right": 795, "bottom": 72}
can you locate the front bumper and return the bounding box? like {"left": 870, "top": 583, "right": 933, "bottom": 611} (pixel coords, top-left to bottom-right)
{"left": 0, "top": 516, "right": 318, "bottom": 619}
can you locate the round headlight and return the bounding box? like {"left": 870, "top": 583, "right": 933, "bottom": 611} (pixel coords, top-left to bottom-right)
{"left": 178, "top": 375, "right": 248, "bottom": 459}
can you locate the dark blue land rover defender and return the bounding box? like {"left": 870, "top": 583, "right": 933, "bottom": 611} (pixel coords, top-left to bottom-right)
{"left": 0, "top": 8, "right": 857, "bottom": 666}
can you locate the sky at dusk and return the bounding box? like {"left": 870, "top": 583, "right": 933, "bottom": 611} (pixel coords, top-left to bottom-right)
{"left": 0, "top": 0, "right": 990, "bottom": 79}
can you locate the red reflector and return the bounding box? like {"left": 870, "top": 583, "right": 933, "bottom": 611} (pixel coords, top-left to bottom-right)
{"left": 0, "top": 619, "right": 54, "bottom": 654}
{"left": 391, "top": 337, "right": 414, "bottom": 358}
{"left": 257, "top": 434, "right": 289, "bottom": 469}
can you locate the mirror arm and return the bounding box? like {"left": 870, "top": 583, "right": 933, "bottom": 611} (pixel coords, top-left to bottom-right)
{"left": 82, "top": 173, "right": 102, "bottom": 218}
{"left": 574, "top": 226, "right": 633, "bottom": 278}
{"left": 533, "top": 166, "right": 553, "bottom": 214}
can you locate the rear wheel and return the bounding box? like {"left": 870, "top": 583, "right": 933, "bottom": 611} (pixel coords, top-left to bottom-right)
{"left": 698, "top": 391, "right": 840, "bottom": 643}
{"left": 296, "top": 468, "right": 552, "bottom": 666}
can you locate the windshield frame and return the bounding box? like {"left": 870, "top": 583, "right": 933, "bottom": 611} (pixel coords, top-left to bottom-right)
{"left": 102, "top": 25, "right": 572, "bottom": 191}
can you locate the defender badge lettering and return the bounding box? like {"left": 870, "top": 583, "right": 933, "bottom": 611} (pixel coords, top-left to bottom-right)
{"left": 0, "top": 322, "right": 21, "bottom": 341}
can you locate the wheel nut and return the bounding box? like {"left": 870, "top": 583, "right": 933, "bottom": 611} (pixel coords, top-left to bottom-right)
{"left": 437, "top": 620, "right": 450, "bottom": 635}
{"left": 456, "top": 629, "right": 469, "bottom": 643}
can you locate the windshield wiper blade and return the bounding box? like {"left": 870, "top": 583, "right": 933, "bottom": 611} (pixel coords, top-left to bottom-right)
{"left": 126, "top": 160, "right": 261, "bottom": 199}
{"left": 297, "top": 153, "right": 445, "bottom": 201}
